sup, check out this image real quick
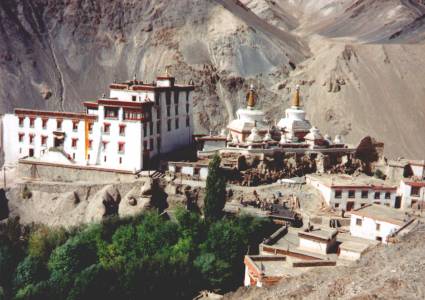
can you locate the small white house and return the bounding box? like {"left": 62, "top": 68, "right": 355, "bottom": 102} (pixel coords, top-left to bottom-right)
{"left": 350, "top": 204, "right": 414, "bottom": 243}
{"left": 306, "top": 174, "right": 399, "bottom": 211}
{"left": 338, "top": 241, "right": 370, "bottom": 261}
{"left": 168, "top": 161, "right": 209, "bottom": 180}
{"left": 397, "top": 179, "right": 425, "bottom": 209}
{"left": 298, "top": 228, "right": 338, "bottom": 255}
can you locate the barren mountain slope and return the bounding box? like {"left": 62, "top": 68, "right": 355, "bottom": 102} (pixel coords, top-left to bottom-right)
{"left": 225, "top": 224, "right": 425, "bottom": 300}
{"left": 0, "top": 0, "right": 425, "bottom": 158}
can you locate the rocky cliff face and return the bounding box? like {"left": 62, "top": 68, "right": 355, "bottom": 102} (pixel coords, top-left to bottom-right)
{"left": 1, "top": 0, "right": 425, "bottom": 158}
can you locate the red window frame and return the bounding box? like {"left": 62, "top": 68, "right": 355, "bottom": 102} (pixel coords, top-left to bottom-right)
{"left": 29, "top": 117, "right": 35, "bottom": 128}
{"left": 19, "top": 116, "right": 25, "bottom": 127}
{"left": 103, "top": 122, "right": 111, "bottom": 134}
{"left": 42, "top": 118, "right": 48, "bottom": 129}
{"left": 29, "top": 134, "right": 35, "bottom": 144}
{"left": 118, "top": 142, "right": 125, "bottom": 153}
{"left": 72, "top": 120, "right": 79, "bottom": 131}
{"left": 18, "top": 133, "right": 24, "bottom": 142}
{"left": 119, "top": 124, "right": 126, "bottom": 136}
{"left": 102, "top": 141, "right": 109, "bottom": 150}
{"left": 72, "top": 138, "right": 78, "bottom": 148}
{"left": 89, "top": 139, "right": 93, "bottom": 149}
{"left": 57, "top": 119, "right": 63, "bottom": 130}
{"left": 41, "top": 135, "right": 48, "bottom": 146}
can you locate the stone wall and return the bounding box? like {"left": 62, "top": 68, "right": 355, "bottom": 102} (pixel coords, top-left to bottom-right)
{"left": 18, "top": 161, "right": 138, "bottom": 183}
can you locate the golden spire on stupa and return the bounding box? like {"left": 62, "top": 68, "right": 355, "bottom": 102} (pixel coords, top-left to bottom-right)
{"left": 246, "top": 84, "right": 257, "bottom": 109}
{"left": 292, "top": 84, "right": 301, "bottom": 108}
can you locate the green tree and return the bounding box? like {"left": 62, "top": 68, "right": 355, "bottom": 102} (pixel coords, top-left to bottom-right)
{"left": 14, "top": 256, "right": 48, "bottom": 289}
{"left": 28, "top": 226, "right": 68, "bottom": 261}
{"left": 203, "top": 155, "right": 227, "bottom": 223}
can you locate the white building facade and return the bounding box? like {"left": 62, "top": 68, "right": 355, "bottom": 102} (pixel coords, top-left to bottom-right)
{"left": 349, "top": 205, "right": 413, "bottom": 243}
{"left": 2, "top": 74, "right": 194, "bottom": 173}
{"left": 306, "top": 175, "right": 399, "bottom": 211}
{"left": 397, "top": 179, "right": 425, "bottom": 209}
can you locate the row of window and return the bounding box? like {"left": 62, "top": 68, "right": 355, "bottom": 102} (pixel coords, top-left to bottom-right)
{"left": 334, "top": 190, "right": 392, "bottom": 199}
{"left": 19, "top": 117, "right": 64, "bottom": 130}
{"left": 166, "top": 117, "right": 190, "bottom": 132}
{"left": 166, "top": 103, "right": 190, "bottom": 117}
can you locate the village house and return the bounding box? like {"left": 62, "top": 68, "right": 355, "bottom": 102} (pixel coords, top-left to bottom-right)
{"left": 306, "top": 174, "right": 399, "bottom": 211}
{"left": 397, "top": 179, "right": 425, "bottom": 209}
{"left": 298, "top": 228, "right": 338, "bottom": 255}
{"left": 1, "top": 71, "right": 195, "bottom": 174}
{"left": 350, "top": 204, "right": 415, "bottom": 243}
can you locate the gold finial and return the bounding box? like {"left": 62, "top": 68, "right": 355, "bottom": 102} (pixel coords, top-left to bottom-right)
{"left": 165, "top": 67, "right": 170, "bottom": 77}
{"left": 247, "top": 84, "right": 257, "bottom": 109}
{"left": 292, "top": 84, "right": 301, "bottom": 107}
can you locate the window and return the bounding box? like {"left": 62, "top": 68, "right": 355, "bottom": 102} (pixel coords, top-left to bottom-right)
{"left": 175, "top": 105, "right": 179, "bottom": 115}
{"left": 41, "top": 136, "right": 47, "bottom": 146}
{"left": 72, "top": 153, "right": 75, "bottom": 160}
{"left": 19, "top": 117, "right": 24, "bottom": 127}
{"left": 385, "top": 192, "right": 391, "bottom": 199}
{"left": 167, "top": 106, "right": 171, "bottom": 117}
{"left": 376, "top": 236, "right": 382, "bottom": 242}
{"left": 155, "top": 93, "right": 160, "bottom": 106}
{"left": 149, "top": 122, "right": 154, "bottom": 135}
{"left": 88, "top": 123, "right": 93, "bottom": 133}
{"left": 186, "top": 91, "right": 190, "bottom": 102}
{"left": 166, "top": 91, "right": 171, "bottom": 106}
{"left": 119, "top": 125, "right": 126, "bottom": 136}
{"left": 73, "top": 121, "right": 79, "bottom": 131}
{"left": 356, "top": 218, "right": 362, "bottom": 226}
{"left": 88, "top": 154, "right": 91, "bottom": 160}
{"left": 18, "top": 133, "right": 24, "bottom": 142}
{"left": 348, "top": 190, "right": 355, "bottom": 198}
{"left": 335, "top": 190, "right": 342, "bottom": 199}
{"left": 167, "top": 119, "right": 172, "bottom": 131}
{"left": 105, "top": 108, "right": 118, "bottom": 119}
{"left": 57, "top": 119, "right": 62, "bottom": 130}
{"left": 102, "top": 141, "right": 108, "bottom": 151}
{"left": 174, "top": 91, "right": 179, "bottom": 105}
{"left": 72, "top": 138, "right": 78, "bottom": 148}
{"left": 374, "top": 192, "right": 381, "bottom": 199}
{"left": 42, "top": 119, "right": 48, "bottom": 129}
{"left": 334, "top": 203, "right": 340, "bottom": 208}
{"left": 186, "top": 103, "right": 190, "bottom": 113}
{"left": 150, "top": 138, "right": 154, "bottom": 151}
{"left": 143, "top": 123, "right": 147, "bottom": 137}
{"left": 124, "top": 110, "right": 143, "bottom": 120}
{"left": 104, "top": 156, "right": 107, "bottom": 162}
{"left": 186, "top": 116, "right": 190, "bottom": 127}
{"left": 157, "top": 138, "right": 161, "bottom": 149}
{"left": 361, "top": 190, "right": 368, "bottom": 199}
{"left": 157, "top": 121, "right": 161, "bottom": 134}
{"left": 119, "top": 157, "right": 123, "bottom": 164}
{"left": 175, "top": 118, "right": 179, "bottom": 129}
{"left": 132, "top": 95, "right": 137, "bottom": 102}
{"left": 29, "top": 134, "right": 35, "bottom": 144}
{"left": 376, "top": 223, "right": 381, "bottom": 231}
{"left": 361, "top": 203, "right": 366, "bottom": 207}
{"left": 143, "top": 141, "right": 148, "bottom": 151}
{"left": 411, "top": 186, "right": 420, "bottom": 197}
{"left": 89, "top": 139, "right": 93, "bottom": 149}
{"left": 118, "top": 142, "right": 125, "bottom": 154}
{"left": 29, "top": 117, "right": 35, "bottom": 128}
{"left": 103, "top": 123, "right": 110, "bottom": 134}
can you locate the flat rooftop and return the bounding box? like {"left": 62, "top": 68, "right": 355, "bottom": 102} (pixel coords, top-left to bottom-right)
{"left": 339, "top": 241, "right": 370, "bottom": 253}
{"left": 246, "top": 255, "right": 314, "bottom": 277}
{"left": 307, "top": 174, "right": 396, "bottom": 189}
{"left": 351, "top": 204, "right": 412, "bottom": 226}
{"left": 298, "top": 228, "right": 338, "bottom": 241}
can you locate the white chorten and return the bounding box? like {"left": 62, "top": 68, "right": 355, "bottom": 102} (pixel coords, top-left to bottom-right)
{"left": 247, "top": 125, "right": 262, "bottom": 144}
{"left": 228, "top": 85, "right": 268, "bottom": 144}
{"left": 277, "top": 85, "right": 312, "bottom": 142}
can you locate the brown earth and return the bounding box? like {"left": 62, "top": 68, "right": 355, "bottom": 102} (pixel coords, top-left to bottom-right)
{"left": 0, "top": 0, "right": 424, "bottom": 159}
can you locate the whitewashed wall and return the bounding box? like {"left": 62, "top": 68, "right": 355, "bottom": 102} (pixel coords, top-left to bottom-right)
{"left": 350, "top": 214, "right": 400, "bottom": 244}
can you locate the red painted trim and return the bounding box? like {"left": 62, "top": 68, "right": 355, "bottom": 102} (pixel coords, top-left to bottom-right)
{"left": 15, "top": 109, "right": 97, "bottom": 120}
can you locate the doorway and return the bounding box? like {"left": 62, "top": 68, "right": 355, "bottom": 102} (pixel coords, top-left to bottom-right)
{"left": 29, "top": 148, "right": 34, "bottom": 157}
{"left": 346, "top": 201, "right": 355, "bottom": 211}
{"left": 394, "top": 196, "right": 401, "bottom": 209}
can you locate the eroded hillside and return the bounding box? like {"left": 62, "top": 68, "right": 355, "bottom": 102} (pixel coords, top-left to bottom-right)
{"left": 0, "top": 0, "right": 425, "bottom": 158}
